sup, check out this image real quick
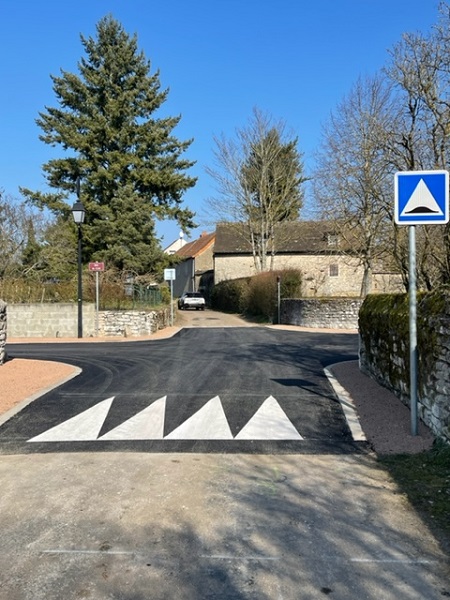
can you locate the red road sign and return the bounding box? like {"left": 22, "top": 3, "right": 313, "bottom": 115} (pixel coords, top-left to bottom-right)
{"left": 89, "top": 262, "right": 105, "bottom": 272}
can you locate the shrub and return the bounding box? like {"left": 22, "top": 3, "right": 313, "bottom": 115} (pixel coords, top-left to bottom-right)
{"left": 279, "top": 268, "right": 303, "bottom": 299}
{"left": 0, "top": 278, "right": 76, "bottom": 303}
{"left": 246, "top": 269, "right": 302, "bottom": 321}
{"left": 246, "top": 272, "right": 277, "bottom": 320}
{"left": 211, "top": 269, "right": 302, "bottom": 321}
{"left": 211, "top": 278, "right": 249, "bottom": 313}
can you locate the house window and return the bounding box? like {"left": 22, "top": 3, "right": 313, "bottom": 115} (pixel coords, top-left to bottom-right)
{"left": 327, "top": 234, "right": 339, "bottom": 247}
{"left": 329, "top": 264, "right": 339, "bottom": 277}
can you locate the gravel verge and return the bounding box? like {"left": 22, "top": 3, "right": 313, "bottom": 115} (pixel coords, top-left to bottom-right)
{"left": 328, "top": 360, "right": 435, "bottom": 455}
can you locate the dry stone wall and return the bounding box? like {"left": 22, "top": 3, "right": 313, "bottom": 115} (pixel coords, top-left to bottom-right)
{"left": 281, "top": 298, "right": 362, "bottom": 329}
{"left": 99, "top": 308, "right": 171, "bottom": 337}
{"left": 359, "top": 295, "right": 450, "bottom": 445}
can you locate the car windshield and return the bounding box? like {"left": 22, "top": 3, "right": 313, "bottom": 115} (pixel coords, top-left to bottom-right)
{"left": 186, "top": 293, "right": 202, "bottom": 297}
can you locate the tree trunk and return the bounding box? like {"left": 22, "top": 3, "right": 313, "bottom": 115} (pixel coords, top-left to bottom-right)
{"left": 360, "top": 264, "right": 372, "bottom": 298}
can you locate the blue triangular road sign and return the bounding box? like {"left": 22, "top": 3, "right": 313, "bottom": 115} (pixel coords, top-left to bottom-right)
{"left": 395, "top": 170, "right": 449, "bottom": 225}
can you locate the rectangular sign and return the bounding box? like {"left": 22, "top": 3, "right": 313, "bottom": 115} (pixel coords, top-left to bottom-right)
{"left": 89, "top": 262, "right": 105, "bottom": 272}
{"left": 164, "top": 268, "right": 176, "bottom": 281}
{"left": 395, "top": 170, "right": 449, "bottom": 225}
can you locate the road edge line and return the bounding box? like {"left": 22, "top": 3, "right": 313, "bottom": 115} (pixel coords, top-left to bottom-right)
{"left": 324, "top": 364, "right": 366, "bottom": 442}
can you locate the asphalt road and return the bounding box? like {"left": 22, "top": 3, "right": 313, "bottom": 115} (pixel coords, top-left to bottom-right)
{"left": 1, "top": 326, "right": 363, "bottom": 455}
{"left": 1, "top": 316, "right": 448, "bottom": 599}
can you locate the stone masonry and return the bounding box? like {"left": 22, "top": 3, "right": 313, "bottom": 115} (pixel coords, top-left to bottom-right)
{"left": 281, "top": 298, "right": 362, "bottom": 329}
{"left": 99, "top": 308, "right": 171, "bottom": 337}
{"left": 214, "top": 255, "right": 366, "bottom": 297}
{"left": 6, "top": 303, "right": 171, "bottom": 338}
{"left": 359, "top": 310, "right": 450, "bottom": 445}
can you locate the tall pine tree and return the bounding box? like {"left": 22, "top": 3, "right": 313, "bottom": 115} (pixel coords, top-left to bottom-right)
{"left": 21, "top": 15, "right": 196, "bottom": 274}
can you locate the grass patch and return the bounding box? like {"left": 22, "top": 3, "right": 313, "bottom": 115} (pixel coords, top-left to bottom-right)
{"left": 378, "top": 441, "right": 450, "bottom": 553}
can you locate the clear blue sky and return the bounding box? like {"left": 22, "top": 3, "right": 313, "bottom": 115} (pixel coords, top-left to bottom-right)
{"left": 0, "top": 0, "right": 441, "bottom": 247}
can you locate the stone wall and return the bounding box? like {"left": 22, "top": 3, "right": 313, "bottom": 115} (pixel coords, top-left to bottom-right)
{"left": 6, "top": 304, "right": 171, "bottom": 338}
{"left": 359, "top": 295, "right": 450, "bottom": 444}
{"left": 0, "top": 301, "right": 6, "bottom": 364}
{"left": 281, "top": 298, "right": 362, "bottom": 329}
{"left": 99, "top": 308, "right": 171, "bottom": 337}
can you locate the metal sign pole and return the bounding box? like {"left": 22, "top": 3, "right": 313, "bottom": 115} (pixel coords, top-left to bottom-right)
{"left": 95, "top": 271, "right": 100, "bottom": 337}
{"left": 164, "top": 268, "right": 176, "bottom": 328}
{"left": 170, "top": 280, "right": 174, "bottom": 326}
{"left": 409, "top": 225, "right": 418, "bottom": 436}
{"left": 395, "top": 170, "right": 449, "bottom": 436}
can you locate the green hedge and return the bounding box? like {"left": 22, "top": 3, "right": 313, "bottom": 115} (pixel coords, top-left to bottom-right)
{"left": 211, "top": 269, "right": 302, "bottom": 321}
{"left": 211, "top": 278, "right": 250, "bottom": 313}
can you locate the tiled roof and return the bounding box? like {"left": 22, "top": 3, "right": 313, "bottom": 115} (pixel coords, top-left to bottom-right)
{"left": 213, "top": 221, "right": 355, "bottom": 254}
{"left": 175, "top": 232, "right": 215, "bottom": 258}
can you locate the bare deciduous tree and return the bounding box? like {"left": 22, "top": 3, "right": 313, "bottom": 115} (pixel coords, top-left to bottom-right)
{"left": 0, "top": 192, "right": 46, "bottom": 278}
{"left": 313, "top": 75, "right": 396, "bottom": 297}
{"left": 386, "top": 4, "right": 450, "bottom": 288}
{"left": 206, "top": 108, "right": 306, "bottom": 271}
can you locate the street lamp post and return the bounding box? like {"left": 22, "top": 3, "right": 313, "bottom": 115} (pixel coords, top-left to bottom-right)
{"left": 72, "top": 196, "right": 86, "bottom": 338}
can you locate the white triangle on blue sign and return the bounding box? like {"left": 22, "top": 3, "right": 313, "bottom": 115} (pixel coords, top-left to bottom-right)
{"left": 400, "top": 178, "right": 444, "bottom": 217}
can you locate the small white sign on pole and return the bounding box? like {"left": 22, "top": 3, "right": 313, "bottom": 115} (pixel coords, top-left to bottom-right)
{"left": 89, "top": 262, "right": 105, "bottom": 336}
{"left": 164, "top": 268, "right": 176, "bottom": 281}
{"left": 164, "top": 269, "right": 176, "bottom": 325}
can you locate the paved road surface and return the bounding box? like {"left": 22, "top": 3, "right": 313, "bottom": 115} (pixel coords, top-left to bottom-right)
{"left": 0, "top": 310, "right": 448, "bottom": 599}
{"left": 2, "top": 324, "right": 361, "bottom": 455}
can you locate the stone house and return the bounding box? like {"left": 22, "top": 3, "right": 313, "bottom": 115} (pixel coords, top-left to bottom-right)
{"left": 172, "top": 232, "right": 215, "bottom": 298}
{"left": 213, "top": 221, "right": 402, "bottom": 297}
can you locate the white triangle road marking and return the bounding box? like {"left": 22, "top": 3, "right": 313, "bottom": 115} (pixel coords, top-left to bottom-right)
{"left": 235, "top": 396, "right": 303, "bottom": 440}
{"left": 165, "top": 396, "right": 233, "bottom": 440}
{"left": 26, "top": 395, "right": 304, "bottom": 443}
{"left": 28, "top": 397, "right": 115, "bottom": 442}
{"left": 98, "top": 396, "right": 166, "bottom": 440}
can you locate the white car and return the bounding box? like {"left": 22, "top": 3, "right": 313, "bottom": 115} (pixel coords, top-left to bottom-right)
{"left": 178, "top": 292, "right": 206, "bottom": 310}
